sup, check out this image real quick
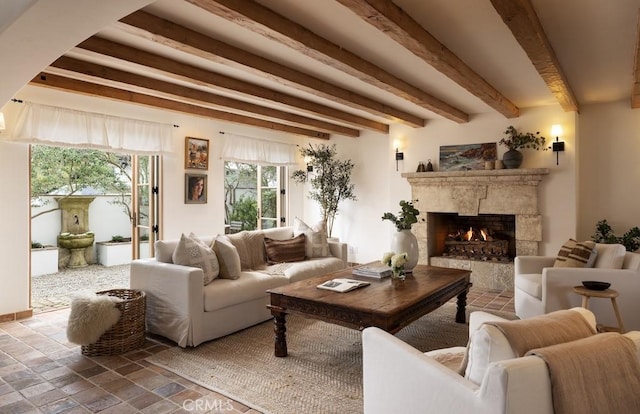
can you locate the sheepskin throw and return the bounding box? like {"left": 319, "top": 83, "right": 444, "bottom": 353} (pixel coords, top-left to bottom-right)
{"left": 67, "top": 294, "right": 122, "bottom": 345}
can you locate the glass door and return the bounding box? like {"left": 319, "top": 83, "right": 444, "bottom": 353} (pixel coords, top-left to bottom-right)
{"left": 131, "top": 155, "right": 161, "bottom": 259}
{"left": 258, "top": 165, "right": 279, "bottom": 229}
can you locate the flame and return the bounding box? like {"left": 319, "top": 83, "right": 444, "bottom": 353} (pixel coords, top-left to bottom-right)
{"left": 480, "top": 229, "right": 488, "bottom": 241}
{"left": 465, "top": 227, "right": 473, "bottom": 241}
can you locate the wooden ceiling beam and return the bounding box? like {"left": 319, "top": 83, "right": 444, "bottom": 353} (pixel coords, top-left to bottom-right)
{"left": 49, "top": 56, "right": 359, "bottom": 137}
{"left": 31, "top": 73, "right": 330, "bottom": 139}
{"left": 116, "top": 10, "right": 425, "bottom": 127}
{"left": 632, "top": 9, "right": 640, "bottom": 109}
{"left": 336, "top": 0, "right": 519, "bottom": 119}
{"left": 186, "top": 0, "right": 469, "bottom": 123}
{"left": 490, "top": 0, "right": 579, "bottom": 112}
{"left": 77, "top": 37, "right": 388, "bottom": 134}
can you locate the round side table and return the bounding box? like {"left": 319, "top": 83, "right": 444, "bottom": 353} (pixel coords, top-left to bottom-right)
{"left": 572, "top": 286, "right": 625, "bottom": 333}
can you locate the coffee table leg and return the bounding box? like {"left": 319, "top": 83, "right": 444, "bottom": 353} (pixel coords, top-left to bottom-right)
{"left": 272, "top": 309, "right": 288, "bottom": 357}
{"left": 455, "top": 286, "right": 469, "bottom": 324}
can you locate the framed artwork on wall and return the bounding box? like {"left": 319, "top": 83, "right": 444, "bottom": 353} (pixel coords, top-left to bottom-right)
{"left": 185, "top": 137, "right": 209, "bottom": 170}
{"left": 439, "top": 143, "right": 497, "bottom": 171}
{"left": 185, "top": 173, "right": 207, "bottom": 204}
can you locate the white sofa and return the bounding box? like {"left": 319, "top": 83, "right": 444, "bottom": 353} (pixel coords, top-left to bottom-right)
{"left": 362, "top": 308, "right": 640, "bottom": 414}
{"left": 515, "top": 243, "right": 640, "bottom": 331}
{"left": 130, "top": 226, "right": 347, "bottom": 347}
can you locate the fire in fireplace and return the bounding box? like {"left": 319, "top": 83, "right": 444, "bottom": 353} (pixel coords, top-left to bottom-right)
{"left": 430, "top": 213, "right": 515, "bottom": 262}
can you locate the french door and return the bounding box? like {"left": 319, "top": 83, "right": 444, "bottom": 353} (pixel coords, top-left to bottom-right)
{"left": 131, "top": 155, "right": 162, "bottom": 259}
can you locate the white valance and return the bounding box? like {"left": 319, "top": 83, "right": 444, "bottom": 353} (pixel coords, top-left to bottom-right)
{"left": 220, "top": 133, "right": 297, "bottom": 166}
{"left": 6, "top": 102, "right": 174, "bottom": 154}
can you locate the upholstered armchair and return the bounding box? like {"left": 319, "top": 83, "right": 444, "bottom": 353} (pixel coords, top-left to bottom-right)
{"left": 362, "top": 308, "right": 640, "bottom": 414}
{"left": 515, "top": 243, "right": 640, "bottom": 331}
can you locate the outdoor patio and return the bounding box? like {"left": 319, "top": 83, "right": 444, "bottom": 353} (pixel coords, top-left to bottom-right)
{"left": 31, "top": 264, "right": 130, "bottom": 313}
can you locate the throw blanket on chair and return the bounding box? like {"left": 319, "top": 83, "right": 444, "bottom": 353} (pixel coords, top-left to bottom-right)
{"left": 527, "top": 333, "right": 640, "bottom": 414}
{"left": 66, "top": 294, "right": 122, "bottom": 345}
{"left": 485, "top": 309, "right": 596, "bottom": 357}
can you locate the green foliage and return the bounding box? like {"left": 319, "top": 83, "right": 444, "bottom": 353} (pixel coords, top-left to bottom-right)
{"left": 230, "top": 196, "right": 258, "bottom": 231}
{"left": 498, "top": 126, "right": 548, "bottom": 151}
{"left": 291, "top": 144, "right": 356, "bottom": 237}
{"left": 382, "top": 200, "right": 423, "bottom": 231}
{"left": 31, "top": 241, "right": 43, "bottom": 249}
{"left": 592, "top": 219, "right": 640, "bottom": 252}
{"left": 110, "top": 235, "right": 126, "bottom": 242}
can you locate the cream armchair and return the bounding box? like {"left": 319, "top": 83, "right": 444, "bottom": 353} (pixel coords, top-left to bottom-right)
{"left": 362, "top": 308, "right": 640, "bottom": 414}
{"left": 515, "top": 243, "right": 640, "bottom": 331}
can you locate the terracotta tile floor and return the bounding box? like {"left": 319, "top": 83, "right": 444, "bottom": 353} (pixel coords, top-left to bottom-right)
{"left": 1, "top": 287, "right": 513, "bottom": 413}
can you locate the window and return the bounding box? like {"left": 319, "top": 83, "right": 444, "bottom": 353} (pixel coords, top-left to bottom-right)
{"left": 224, "top": 161, "right": 286, "bottom": 233}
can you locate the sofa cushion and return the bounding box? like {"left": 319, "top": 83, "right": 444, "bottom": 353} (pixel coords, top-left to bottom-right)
{"left": 172, "top": 233, "right": 219, "bottom": 285}
{"left": 227, "top": 232, "right": 251, "bottom": 270}
{"left": 623, "top": 252, "right": 640, "bottom": 271}
{"left": 464, "top": 308, "right": 596, "bottom": 385}
{"left": 203, "top": 271, "right": 288, "bottom": 312}
{"left": 264, "top": 234, "right": 306, "bottom": 264}
{"left": 283, "top": 256, "right": 346, "bottom": 283}
{"left": 262, "top": 227, "right": 294, "bottom": 241}
{"left": 553, "top": 239, "right": 596, "bottom": 268}
{"left": 156, "top": 236, "right": 215, "bottom": 264}
{"left": 594, "top": 243, "right": 626, "bottom": 269}
{"left": 293, "top": 217, "right": 330, "bottom": 258}
{"left": 211, "top": 235, "right": 242, "bottom": 280}
{"left": 244, "top": 230, "right": 267, "bottom": 270}
{"left": 515, "top": 273, "right": 542, "bottom": 299}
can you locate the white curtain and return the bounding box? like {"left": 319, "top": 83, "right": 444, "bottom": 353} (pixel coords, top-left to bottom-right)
{"left": 220, "top": 133, "right": 297, "bottom": 166}
{"left": 6, "top": 102, "right": 174, "bottom": 154}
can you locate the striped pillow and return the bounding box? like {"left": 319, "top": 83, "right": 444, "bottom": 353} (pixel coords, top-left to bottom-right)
{"left": 554, "top": 239, "right": 597, "bottom": 268}
{"left": 264, "top": 234, "right": 306, "bottom": 264}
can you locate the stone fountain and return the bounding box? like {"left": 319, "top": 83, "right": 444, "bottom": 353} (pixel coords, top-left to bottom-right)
{"left": 56, "top": 196, "right": 95, "bottom": 268}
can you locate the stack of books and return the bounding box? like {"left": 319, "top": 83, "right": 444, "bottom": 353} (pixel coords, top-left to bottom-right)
{"left": 351, "top": 265, "right": 393, "bottom": 279}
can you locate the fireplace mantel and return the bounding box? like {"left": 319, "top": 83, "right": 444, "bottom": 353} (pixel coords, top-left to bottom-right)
{"left": 402, "top": 168, "right": 549, "bottom": 182}
{"left": 402, "top": 168, "right": 549, "bottom": 290}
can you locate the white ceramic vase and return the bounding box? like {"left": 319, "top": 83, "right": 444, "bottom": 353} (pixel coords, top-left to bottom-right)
{"left": 390, "top": 229, "right": 419, "bottom": 272}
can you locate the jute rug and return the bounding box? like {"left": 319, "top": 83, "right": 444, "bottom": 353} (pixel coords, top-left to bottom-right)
{"left": 146, "top": 303, "right": 514, "bottom": 414}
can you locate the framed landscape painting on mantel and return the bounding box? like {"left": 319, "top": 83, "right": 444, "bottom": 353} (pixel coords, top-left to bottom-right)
{"left": 185, "top": 137, "right": 209, "bottom": 170}
{"left": 439, "top": 143, "right": 497, "bottom": 171}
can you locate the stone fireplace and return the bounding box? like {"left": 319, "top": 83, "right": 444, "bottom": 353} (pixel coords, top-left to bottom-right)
{"left": 402, "top": 168, "right": 549, "bottom": 290}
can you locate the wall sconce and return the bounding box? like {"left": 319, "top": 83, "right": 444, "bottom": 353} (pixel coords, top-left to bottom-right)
{"left": 304, "top": 155, "right": 313, "bottom": 180}
{"left": 0, "top": 112, "right": 5, "bottom": 132}
{"left": 395, "top": 148, "right": 404, "bottom": 171}
{"left": 550, "top": 124, "right": 564, "bottom": 165}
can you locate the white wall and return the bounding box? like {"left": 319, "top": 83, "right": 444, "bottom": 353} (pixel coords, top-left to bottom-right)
{"left": 577, "top": 101, "right": 640, "bottom": 240}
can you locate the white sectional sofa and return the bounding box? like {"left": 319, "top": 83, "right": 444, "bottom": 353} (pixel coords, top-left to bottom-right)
{"left": 130, "top": 226, "right": 347, "bottom": 347}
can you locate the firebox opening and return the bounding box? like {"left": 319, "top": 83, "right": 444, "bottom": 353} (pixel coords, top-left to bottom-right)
{"left": 429, "top": 213, "right": 516, "bottom": 262}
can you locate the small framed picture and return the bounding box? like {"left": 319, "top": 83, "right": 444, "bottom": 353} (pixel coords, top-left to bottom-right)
{"left": 185, "top": 137, "right": 209, "bottom": 170}
{"left": 185, "top": 174, "right": 207, "bottom": 204}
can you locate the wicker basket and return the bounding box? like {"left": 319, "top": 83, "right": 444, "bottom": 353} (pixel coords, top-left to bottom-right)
{"left": 81, "top": 289, "right": 146, "bottom": 356}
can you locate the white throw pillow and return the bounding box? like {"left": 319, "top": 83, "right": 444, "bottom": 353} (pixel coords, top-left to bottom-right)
{"left": 293, "top": 217, "right": 329, "bottom": 258}
{"left": 172, "top": 233, "right": 219, "bottom": 285}
{"left": 211, "top": 235, "right": 242, "bottom": 280}
{"left": 594, "top": 243, "right": 626, "bottom": 269}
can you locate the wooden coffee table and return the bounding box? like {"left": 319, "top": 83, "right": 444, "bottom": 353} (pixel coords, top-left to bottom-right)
{"left": 267, "top": 264, "right": 472, "bottom": 357}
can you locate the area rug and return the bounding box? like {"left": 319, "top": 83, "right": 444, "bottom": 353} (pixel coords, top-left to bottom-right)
{"left": 146, "top": 304, "right": 514, "bottom": 414}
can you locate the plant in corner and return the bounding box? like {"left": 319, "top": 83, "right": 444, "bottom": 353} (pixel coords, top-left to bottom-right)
{"left": 291, "top": 143, "right": 356, "bottom": 238}
{"left": 498, "top": 125, "right": 548, "bottom": 169}
{"left": 592, "top": 219, "right": 640, "bottom": 252}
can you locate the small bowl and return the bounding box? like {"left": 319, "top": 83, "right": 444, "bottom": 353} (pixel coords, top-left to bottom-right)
{"left": 582, "top": 281, "right": 611, "bottom": 291}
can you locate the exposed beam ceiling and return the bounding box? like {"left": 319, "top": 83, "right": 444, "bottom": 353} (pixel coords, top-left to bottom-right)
{"left": 490, "top": 0, "right": 579, "bottom": 113}
{"left": 335, "top": 0, "right": 519, "bottom": 119}
{"left": 32, "top": 73, "right": 331, "bottom": 139}
{"left": 19, "top": 0, "right": 636, "bottom": 140}
{"left": 185, "top": 0, "right": 469, "bottom": 123}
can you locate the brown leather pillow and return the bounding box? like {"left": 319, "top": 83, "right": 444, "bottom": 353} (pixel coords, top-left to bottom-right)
{"left": 264, "top": 234, "right": 306, "bottom": 264}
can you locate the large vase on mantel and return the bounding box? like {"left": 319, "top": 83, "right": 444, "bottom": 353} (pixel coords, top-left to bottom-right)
{"left": 502, "top": 149, "right": 523, "bottom": 169}
{"left": 391, "top": 229, "right": 419, "bottom": 272}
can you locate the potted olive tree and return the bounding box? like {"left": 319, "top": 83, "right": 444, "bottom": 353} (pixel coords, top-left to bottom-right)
{"left": 291, "top": 144, "right": 356, "bottom": 238}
